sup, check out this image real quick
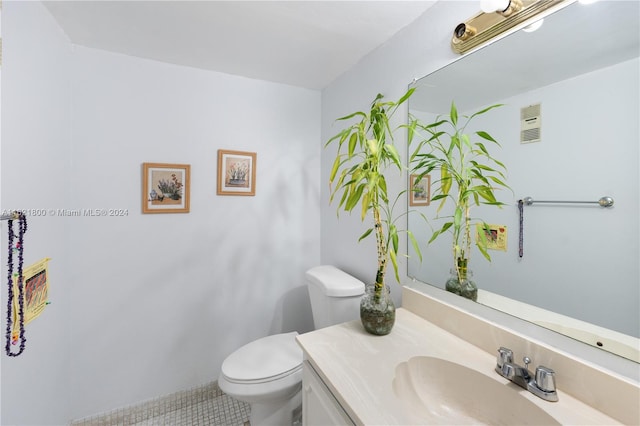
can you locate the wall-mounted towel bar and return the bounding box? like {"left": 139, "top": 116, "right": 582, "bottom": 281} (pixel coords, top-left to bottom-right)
{"left": 517, "top": 196, "right": 614, "bottom": 258}
{"left": 521, "top": 196, "right": 614, "bottom": 208}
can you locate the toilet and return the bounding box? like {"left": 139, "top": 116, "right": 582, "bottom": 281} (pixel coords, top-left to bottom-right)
{"left": 218, "top": 265, "right": 365, "bottom": 426}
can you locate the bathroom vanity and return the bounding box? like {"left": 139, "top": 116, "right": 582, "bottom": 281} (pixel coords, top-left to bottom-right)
{"left": 296, "top": 284, "right": 639, "bottom": 425}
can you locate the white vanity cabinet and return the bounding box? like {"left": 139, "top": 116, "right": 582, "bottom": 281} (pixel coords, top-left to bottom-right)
{"left": 302, "top": 360, "right": 355, "bottom": 426}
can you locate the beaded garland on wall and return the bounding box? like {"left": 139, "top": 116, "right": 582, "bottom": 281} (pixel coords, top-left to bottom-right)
{"left": 5, "top": 212, "right": 28, "bottom": 356}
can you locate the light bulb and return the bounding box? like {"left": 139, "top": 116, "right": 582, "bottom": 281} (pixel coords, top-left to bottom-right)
{"left": 480, "top": 0, "right": 511, "bottom": 13}
{"left": 522, "top": 19, "right": 544, "bottom": 33}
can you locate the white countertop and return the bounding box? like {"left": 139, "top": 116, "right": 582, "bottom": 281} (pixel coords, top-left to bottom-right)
{"left": 296, "top": 308, "right": 620, "bottom": 425}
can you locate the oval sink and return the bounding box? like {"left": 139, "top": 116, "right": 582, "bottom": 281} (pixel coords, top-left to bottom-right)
{"left": 393, "top": 356, "right": 560, "bottom": 425}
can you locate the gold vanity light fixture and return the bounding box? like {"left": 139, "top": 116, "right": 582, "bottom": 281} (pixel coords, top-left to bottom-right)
{"left": 451, "top": 0, "right": 572, "bottom": 54}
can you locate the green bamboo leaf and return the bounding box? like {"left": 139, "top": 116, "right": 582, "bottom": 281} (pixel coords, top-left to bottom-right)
{"left": 493, "top": 158, "right": 507, "bottom": 170}
{"left": 450, "top": 102, "right": 458, "bottom": 126}
{"left": 390, "top": 224, "right": 399, "bottom": 254}
{"left": 429, "top": 221, "right": 453, "bottom": 244}
{"left": 336, "top": 111, "right": 367, "bottom": 122}
{"left": 407, "top": 230, "right": 423, "bottom": 262}
{"left": 337, "top": 186, "right": 349, "bottom": 209}
{"left": 453, "top": 206, "right": 463, "bottom": 228}
{"left": 477, "top": 243, "right": 492, "bottom": 262}
{"left": 476, "top": 131, "right": 499, "bottom": 145}
{"left": 324, "top": 128, "right": 349, "bottom": 148}
{"left": 345, "top": 184, "right": 365, "bottom": 211}
{"left": 367, "top": 139, "right": 379, "bottom": 156}
{"left": 488, "top": 175, "right": 509, "bottom": 188}
{"left": 461, "top": 134, "right": 472, "bottom": 150}
{"left": 361, "top": 191, "right": 370, "bottom": 221}
{"left": 372, "top": 93, "right": 384, "bottom": 104}
{"left": 448, "top": 134, "right": 459, "bottom": 156}
{"left": 441, "top": 165, "right": 451, "bottom": 195}
{"left": 420, "top": 119, "right": 448, "bottom": 131}
{"left": 476, "top": 225, "right": 492, "bottom": 262}
{"left": 358, "top": 228, "right": 373, "bottom": 242}
{"left": 384, "top": 144, "right": 402, "bottom": 169}
{"left": 329, "top": 156, "right": 341, "bottom": 183}
{"left": 396, "top": 87, "right": 416, "bottom": 106}
{"left": 406, "top": 118, "right": 418, "bottom": 146}
{"left": 390, "top": 249, "right": 400, "bottom": 283}
{"left": 476, "top": 188, "right": 497, "bottom": 204}
{"left": 475, "top": 142, "right": 490, "bottom": 157}
{"left": 477, "top": 223, "right": 489, "bottom": 244}
{"left": 468, "top": 104, "right": 503, "bottom": 121}
{"left": 471, "top": 161, "right": 498, "bottom": 172}
{"left": 379, "top": 175, "right": 388, "bottom": 200}
{"left": 333, "top": 170, "right": 347, "bottom": 192}
{"left": 347, "top": 132, "right": 357, "bottom": 157}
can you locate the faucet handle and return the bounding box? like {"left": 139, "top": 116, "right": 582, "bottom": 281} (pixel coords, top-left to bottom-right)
{"left": 496, "top": 347, "right": 513, "bottom": 368}
{"left": 535, "top": 366, "right": 556, "bottom": 393}
{"left": 523, "top": 356, "right": 531, "bottom": 371}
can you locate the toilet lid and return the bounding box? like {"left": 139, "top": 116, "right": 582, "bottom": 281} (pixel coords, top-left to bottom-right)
{"left": 221, "top": 332, "right": 302, "bottom": 383}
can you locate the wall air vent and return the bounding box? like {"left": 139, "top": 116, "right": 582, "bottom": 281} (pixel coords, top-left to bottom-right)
{"left": 521, "top": 103, "right": 541, "bottom": 144}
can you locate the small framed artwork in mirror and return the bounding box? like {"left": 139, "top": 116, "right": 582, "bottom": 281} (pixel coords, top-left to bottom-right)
{"left": 217, "top": 150, "right": 257, "bottom": 196}
{"left": 477, "top": 223, "right": 508, "bottom": 252}
{"left": 142, "top": 163, "right": 190, "bottom": 214}
{"left": 409, "top": 174, "right": 430, "bottom": 206}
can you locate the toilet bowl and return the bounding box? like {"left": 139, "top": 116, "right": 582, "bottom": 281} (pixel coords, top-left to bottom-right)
{"left": 218, "top": 332, "right": 303, "bottom": 426}
{"left": 218, "top": 265, "right": 365, "bottom": 426}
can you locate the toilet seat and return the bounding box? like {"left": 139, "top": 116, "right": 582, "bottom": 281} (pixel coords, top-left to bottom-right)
{"left": 221, "top": 332, "right": 303, "bottom": 385}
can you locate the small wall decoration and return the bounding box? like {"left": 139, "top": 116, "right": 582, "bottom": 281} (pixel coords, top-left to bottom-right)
{"left": 142, "top": 163, "right": 190, "bottom": 213}
{"left": 18, "top": 257, "right": 51, "bottom": 325}
{"left": 477, "top": 223, "right": 508, "bottom": 252}
{"left": 409, "top": 174, "right": 431, "bottom": 206}
{"left": 217, "top": 150, "right": 256, "bottom": 196}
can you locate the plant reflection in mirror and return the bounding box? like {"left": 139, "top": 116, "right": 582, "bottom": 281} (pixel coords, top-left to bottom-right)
{"left": 408, "top": 102, "right": 510, "bottom": 298}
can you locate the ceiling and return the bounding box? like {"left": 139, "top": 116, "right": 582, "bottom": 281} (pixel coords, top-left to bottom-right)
{"left": 43, "top": 1, "right": 437, "bottom": 90}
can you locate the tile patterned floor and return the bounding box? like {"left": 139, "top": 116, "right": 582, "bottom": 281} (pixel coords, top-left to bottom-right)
{"left": 71, "top": 382, "right": 250, "bottom": 426}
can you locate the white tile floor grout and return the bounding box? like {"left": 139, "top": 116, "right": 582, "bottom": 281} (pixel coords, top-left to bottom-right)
{"left": 70, "top": 382, "right": 250, "bottom": 426}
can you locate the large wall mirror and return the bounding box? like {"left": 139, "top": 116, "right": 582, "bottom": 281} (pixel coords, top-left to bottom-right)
{"left": 407, "top": 0, "right": 639, "bottom": 362}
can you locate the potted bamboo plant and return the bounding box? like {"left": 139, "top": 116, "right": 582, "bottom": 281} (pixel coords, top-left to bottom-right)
{"left": 409, "top": 101, "right": 509, "bottom": 301}
{"left": 327, "top": 89, "right": 421, "bottom": 335}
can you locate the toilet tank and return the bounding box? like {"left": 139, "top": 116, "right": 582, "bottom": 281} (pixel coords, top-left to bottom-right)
{"left": 306, "top": 265, "right": 365, "bottom": 329}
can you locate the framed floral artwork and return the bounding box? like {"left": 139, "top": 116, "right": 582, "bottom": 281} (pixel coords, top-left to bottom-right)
{"left": 477, "top": 223, "right": 508, "bottom": 252}
{"left": 142, "top": 163, "right": 190, "bottom": 213}
{"left": 217, "top": 150, "right": 257, "bottom": 196}
{"left": 409, "top": 174, "right": 431, "bottom": 206}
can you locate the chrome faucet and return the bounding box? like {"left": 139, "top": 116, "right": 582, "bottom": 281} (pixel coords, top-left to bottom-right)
{"left": 495, "top": 347, "right": 558, "bottom": 402}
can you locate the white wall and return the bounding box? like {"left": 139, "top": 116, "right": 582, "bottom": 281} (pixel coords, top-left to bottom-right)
{"left": 320, "top": 1, "right": 479, "bottom": 304}
{"left": 2, "top": 1, "right": 320, "bottom": 423}
{"left": 1, "top": 1, "right": 73, "bottom": 424}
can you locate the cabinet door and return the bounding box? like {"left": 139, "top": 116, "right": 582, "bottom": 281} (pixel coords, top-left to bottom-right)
{"left": 302, "top": 361, "right": 355, "bottom": 426}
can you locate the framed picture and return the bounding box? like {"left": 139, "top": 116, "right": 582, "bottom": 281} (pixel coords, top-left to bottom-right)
{"left": 142, "top": 163, "right": 190, "bottom": 213}
{"left": 217, "top": 150, "right": 257, "bottom": 196}
{"left": 477, "top": 223, "right": 508, "bottom": 252}
{"left": 409, "top": 174, "right": 431, "bottom": 206}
